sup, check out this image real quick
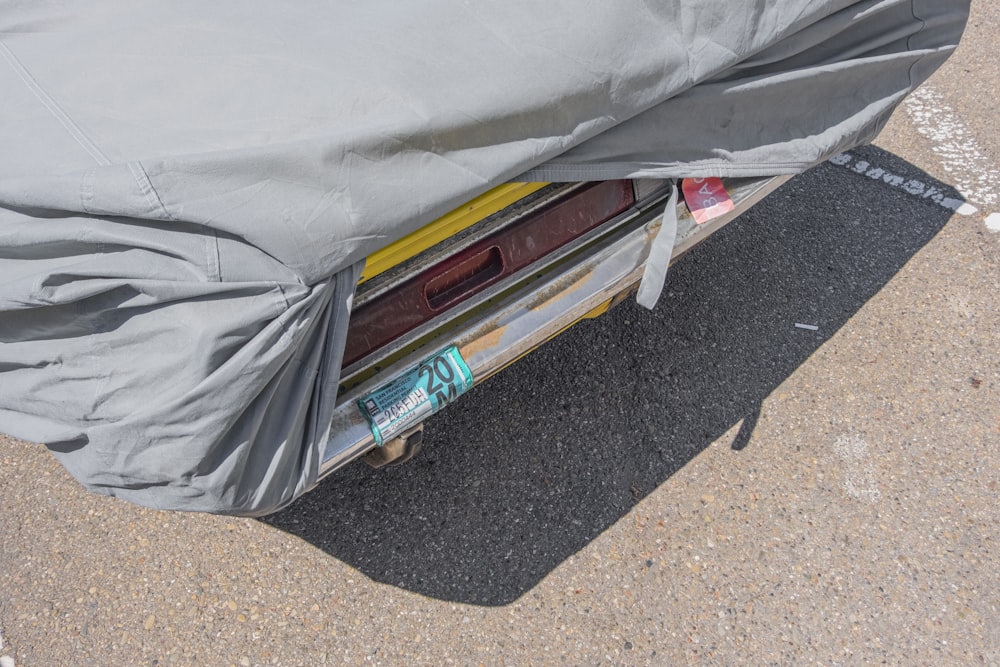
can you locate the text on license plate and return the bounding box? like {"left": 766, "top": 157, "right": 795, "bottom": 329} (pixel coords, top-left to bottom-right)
{"left": 357, "top": 345, "right": 473, "bottom": 446}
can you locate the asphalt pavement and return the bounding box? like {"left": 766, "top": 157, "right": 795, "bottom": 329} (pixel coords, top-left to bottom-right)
{"left": 1, "top": 2, "right": 997, "bottom": 665}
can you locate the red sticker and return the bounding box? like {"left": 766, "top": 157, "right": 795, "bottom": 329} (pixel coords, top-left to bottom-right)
{"left": 681, "top": 177, "right": 735, "bottom": 224}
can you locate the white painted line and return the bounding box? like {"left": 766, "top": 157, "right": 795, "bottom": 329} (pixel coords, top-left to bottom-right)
{"left": 828, "top": 151, "right": 975, "bottom": 214}
{"left": 903, "top": 85, "right": 999, "bottom": 209}
{"left": 986, "top": 213, "right": 1000, "bottom": 233}
{"left": 794, "top": 323, "right": 819, "bottom": 331}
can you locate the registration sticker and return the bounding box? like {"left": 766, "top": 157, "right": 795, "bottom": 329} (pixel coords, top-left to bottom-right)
{"left": 357, "top": 345, "right": 473, "bottom": 446}
{"left": 681, "top": 177, "right": 735, "bottom": 224}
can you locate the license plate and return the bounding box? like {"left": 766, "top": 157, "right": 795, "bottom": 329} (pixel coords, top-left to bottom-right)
{"left": 357, "top": 345, "right": 474, "bottom": 446}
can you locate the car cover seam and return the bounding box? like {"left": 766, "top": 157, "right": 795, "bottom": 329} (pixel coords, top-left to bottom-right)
{"left": 126, "top": 161, "right": 174, "bottom": 221}
{"left": 0, "top": 38, "right": 111, "bottom": 167}
{"left": 904, "top": 0, "right": 930, "bottom": 92}
{"left": 906, "top": 0, "right": 926, "bottom": 52}
{"left": 207, "top": 230, "right": 222, "bottom": 283}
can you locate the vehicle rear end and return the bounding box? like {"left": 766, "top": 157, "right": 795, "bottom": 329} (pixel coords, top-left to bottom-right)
{"left": 320, "top": 175, "right": 789, "bottom": 478}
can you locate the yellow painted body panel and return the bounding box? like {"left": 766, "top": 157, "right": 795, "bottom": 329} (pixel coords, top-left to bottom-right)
{"left": 359, "top": 182, "right": 548, "bottom": 283}
{"left": 580, "top": 299, "right": 613, "bottom": 319}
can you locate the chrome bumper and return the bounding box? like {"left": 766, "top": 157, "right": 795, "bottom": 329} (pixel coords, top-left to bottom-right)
{"left": 318, "top": 175, "right": 790, "bottom": 481}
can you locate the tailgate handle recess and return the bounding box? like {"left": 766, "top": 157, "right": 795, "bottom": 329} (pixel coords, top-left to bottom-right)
{"left": 424, "top": 245, "right": 505, "bottom": 311}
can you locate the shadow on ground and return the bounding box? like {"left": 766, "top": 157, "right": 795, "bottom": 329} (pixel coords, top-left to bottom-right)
{"left": 264, "top": 146, "right": 959, "bottom": 606}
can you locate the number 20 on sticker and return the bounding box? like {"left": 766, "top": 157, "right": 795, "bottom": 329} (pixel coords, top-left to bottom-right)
{"left": 358, "top": 346, "right": 474, "bottom": 445}
{"left": 418, "top": 354, "right": 463, "bottom": 405}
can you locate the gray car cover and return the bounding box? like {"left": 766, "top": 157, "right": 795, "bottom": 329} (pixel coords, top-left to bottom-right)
{"left": 0, "top": 0, "right": 969, "bottom": 514}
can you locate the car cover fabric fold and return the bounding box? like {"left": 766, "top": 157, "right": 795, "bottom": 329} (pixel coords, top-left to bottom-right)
{"left": 0, "top": 0, "right": 969, "bottom": 514}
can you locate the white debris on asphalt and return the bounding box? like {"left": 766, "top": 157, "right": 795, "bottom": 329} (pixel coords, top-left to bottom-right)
{"left": 0, "top": 654, "right": 16, "bottom": 667}
{"left": 985, "top": 212, "right": 1000, "bottom": 233}
{"left": 834, "top": 434, "right": 883, "bottom": 503}
{"left": 794, "top": 323, "right": 819, "bottom": 331}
